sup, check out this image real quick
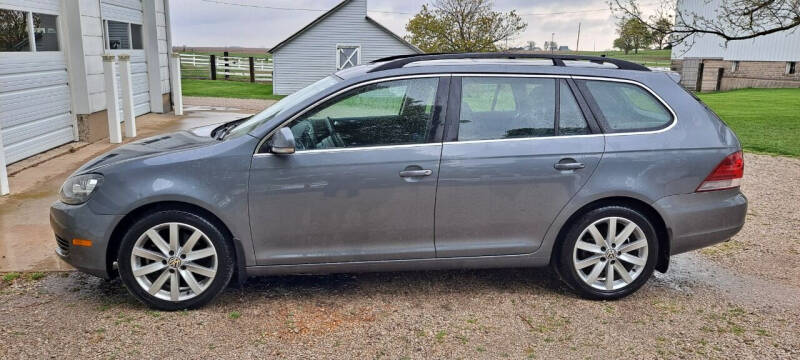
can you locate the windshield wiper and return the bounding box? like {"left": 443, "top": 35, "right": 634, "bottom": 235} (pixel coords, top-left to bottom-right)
{"left": 213, "top": 117, "right": 249, "bottom": 140}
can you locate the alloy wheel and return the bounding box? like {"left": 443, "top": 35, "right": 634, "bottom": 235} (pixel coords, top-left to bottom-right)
{"left": 130, "top": 222, "right": 218, "bottom": 302}
{"left": 572, "top": 216, "right": 649, "bottom": 291}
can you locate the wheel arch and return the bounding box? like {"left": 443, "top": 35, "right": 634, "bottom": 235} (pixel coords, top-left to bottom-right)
{"left": 106, "top": 201, "right": 247, "bottom": 285}
{"left": 552, "top": 196, "right": 671, "bottom": 273}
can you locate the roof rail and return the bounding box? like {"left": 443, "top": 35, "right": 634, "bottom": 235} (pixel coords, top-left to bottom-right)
{"left": 368, "top": 52, "right": 651, "bottom": 72}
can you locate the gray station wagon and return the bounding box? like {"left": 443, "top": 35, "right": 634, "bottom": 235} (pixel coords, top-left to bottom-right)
{"left": 51, "top": 53, "right": 747, "bottom": 310}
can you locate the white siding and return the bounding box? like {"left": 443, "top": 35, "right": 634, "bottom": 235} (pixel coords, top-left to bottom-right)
{"left": 100, "top": 0, "right": 143, "bottom": 23}
{"left": 272, "top": 0, "right": 419, "bottom": 95}
{"left": 672, "top": 0, "right": 800, "bottom": 61}
{"left": 0, "top": 0, "right": 59, "bottom": 14}
{"left": 155, "top": 0, "right": 169, "bottom": 94}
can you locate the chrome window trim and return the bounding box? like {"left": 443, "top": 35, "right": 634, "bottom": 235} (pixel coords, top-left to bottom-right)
{"left": 253, "top": 142, "right": 442, "bottom": 157}
{"left": 254, "top": 73, "right": 679, "bottom": 156}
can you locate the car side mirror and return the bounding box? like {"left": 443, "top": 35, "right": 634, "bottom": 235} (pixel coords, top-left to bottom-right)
{"left": 270, "top": 127, "right": 296, "bottom": 154}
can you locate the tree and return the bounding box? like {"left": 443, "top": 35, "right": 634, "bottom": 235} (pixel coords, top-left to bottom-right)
{"left": 613, "top": 37, "right": 633, "bottom": 54}
{"left": 617, "top": 17, "right": 653, "bottom": 54}
{"left": 405, "top": 0, "right": 528, "bottom": 53}
{"left": 610, "top": 0, "right": 800, "bottom": 47}
{"left": 651, "top": 16, "right": 673, "bottom": 50}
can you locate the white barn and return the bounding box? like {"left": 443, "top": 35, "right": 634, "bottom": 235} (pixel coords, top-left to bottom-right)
{"left": 0, "top": 0, "right": 174, "bottom": 169}
{"left": 268, "top": 0, "right": 422, "bottom": 95}
{"left": 670, "top": 0, "right": 800, "bottom": 91}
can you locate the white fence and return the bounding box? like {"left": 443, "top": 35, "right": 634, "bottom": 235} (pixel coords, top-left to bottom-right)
{"left": 179, "top": 53, "right": 273, "bottom": 82}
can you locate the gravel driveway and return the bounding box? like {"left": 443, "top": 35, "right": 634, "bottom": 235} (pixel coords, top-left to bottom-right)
{"left": 1, "top": 153, "right": 798, "bottom": 359}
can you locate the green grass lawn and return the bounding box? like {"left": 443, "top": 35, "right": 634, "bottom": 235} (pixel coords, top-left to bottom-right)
{"left": 698, "top": 88, "right": 800, "bottom": 157}
{"left": 181, "top": 79, "right": 283, "bottom": 100}
{"left": 569, "top": 49, "right": 671, "bottom": 67}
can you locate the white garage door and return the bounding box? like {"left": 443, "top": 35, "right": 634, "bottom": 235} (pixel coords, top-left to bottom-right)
{"left": 0, "top": 2, "right": 75, "bottom": 164}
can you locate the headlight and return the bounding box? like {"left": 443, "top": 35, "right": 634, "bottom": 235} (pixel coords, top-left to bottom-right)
{"left": 59, "top": 174, "right": 103, "bottom": 205}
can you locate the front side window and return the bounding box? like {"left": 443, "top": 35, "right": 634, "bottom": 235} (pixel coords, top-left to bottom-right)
{"left": 458, "top": 77, "right": 556, "bottom": 141}
{"left": 582, "top": 80, "right": 672, "bottom": 132}
{"left": 284, "top": 77, "right": 439, "bottom": 151}
{"left": 0, "top": 8, "right": 30, "bottom": 51}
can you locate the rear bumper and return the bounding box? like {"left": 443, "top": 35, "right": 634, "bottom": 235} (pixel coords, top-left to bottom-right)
{"left": 654, "top": 189, "right": 747, "bottom": 255}
{"left": 50, "top": 201, "right": 123, "bottom": 279}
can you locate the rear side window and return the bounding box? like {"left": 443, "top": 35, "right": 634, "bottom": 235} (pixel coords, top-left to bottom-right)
{"left": 457, "top": 77, "right": 591, "bottom": 141}
{"left": 458, "top": 77, "right": 556, "bottom": 141}
{"left": 582, "top": 80, "right": 672, "bottom": 132}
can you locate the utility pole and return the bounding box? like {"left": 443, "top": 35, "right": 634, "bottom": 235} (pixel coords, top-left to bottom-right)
{"left": 576, "top": 22, "right": 581, "bottom": 52}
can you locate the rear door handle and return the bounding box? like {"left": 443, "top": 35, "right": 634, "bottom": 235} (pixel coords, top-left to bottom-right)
{"left": 554, "top": 161, "right": 585, "bottom": 171}
{"left": 399, "top": 169, "right": 433, "bottom": 177}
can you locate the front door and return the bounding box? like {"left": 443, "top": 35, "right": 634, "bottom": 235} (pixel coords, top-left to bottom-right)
{"left": 249, "top": 76, "right": 448, "bottom": 265}
{"left": 434, "top": 76, "right": 604, "bottom": 257}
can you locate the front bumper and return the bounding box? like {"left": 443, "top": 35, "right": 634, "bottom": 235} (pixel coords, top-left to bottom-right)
{"left": 50, "top": 201, "right": 124, "bottom": 278}
{"left": 654, "top": 189, "right": 747, "bottom": 255}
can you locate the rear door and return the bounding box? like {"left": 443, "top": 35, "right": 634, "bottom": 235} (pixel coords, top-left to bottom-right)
{"left": 434, "top": 75, "right": 604, "bottom": 257}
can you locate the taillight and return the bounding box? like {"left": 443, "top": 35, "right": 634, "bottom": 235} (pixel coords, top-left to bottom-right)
{"left": 696, "top": 151, "right": 744, "bottom": 192}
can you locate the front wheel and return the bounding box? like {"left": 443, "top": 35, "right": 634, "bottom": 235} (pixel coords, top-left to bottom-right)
{"left": 117, "top": 210, "right": 234, "bottom": 310}
{"left": 556, "top": 206, "right": 658, "bottom": 300}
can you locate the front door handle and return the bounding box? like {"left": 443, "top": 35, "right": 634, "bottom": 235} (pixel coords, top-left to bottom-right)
{"left": 554, "top": 159, "right": 585, "bottom": 171}
{"left": 399, "top": 169, "right": 433, "bottom": 177}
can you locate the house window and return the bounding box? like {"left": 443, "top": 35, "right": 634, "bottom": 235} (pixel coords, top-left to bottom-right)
{"left": 0, "top": 9, "right": 59, "bottom": 52}
{"left": 104, "top": 20, "right": 143, "bottom": 50}
{"left": 789, "top": 62, "right": 797, "bottom": 75}
{"left": 336, "top": 45, "right": 360, "bottom": 70}
{"left": 732, "top": 61, "right": 739, "bottom": 72}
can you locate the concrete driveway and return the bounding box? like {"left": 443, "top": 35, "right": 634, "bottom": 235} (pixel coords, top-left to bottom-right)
{"left": 0, "top": 105, "right": 254, "bottom": 272}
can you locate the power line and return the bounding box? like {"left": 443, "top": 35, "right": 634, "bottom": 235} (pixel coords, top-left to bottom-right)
{"left": 196, "top": 0, "right": 660, "bottom": 17}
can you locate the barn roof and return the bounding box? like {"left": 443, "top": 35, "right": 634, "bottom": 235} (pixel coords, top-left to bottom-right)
{"left": 268, "top": 0, "right": 422, "bottom": 54}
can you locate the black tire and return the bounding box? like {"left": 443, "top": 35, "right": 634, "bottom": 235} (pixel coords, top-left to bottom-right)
{"left": 556, "top": 205, "right": 658, "bottom": 300}
{"left": 117, "top": 210, "right": 234, "bottom": 310}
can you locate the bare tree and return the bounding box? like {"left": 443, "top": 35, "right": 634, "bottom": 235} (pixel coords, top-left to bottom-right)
{"left": 610, "top": 0, "right": 800, "bottom": 47}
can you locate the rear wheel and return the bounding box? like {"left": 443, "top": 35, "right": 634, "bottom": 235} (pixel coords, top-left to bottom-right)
{"left": 117, "top": 210, "right": 234, "bottom": 310}
{"left": 556, "top": 206, "right": 658, "bottom": 300}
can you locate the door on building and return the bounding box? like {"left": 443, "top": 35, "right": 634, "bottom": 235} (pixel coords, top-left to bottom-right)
{"left": 0, "top": 2, "right": 76, "bottom": 164}
{"left": 695, "top": 63, "right": 704, "bottom": 92}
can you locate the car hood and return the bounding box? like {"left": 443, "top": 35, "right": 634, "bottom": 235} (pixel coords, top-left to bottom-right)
{"left": 75, "top": 127, "right": 220, "bottom": 174}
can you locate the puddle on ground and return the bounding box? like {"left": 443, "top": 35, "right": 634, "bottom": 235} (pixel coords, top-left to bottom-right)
{"left": 655, "top": 253, "right": 800, "bottom": 310}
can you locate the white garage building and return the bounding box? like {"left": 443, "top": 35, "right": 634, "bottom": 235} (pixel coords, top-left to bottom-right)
{"left": 269, "top": 0, "right": 422, "bottom": 95}
{"left": 0, "top": 0, "right": 174, "bottom": 171}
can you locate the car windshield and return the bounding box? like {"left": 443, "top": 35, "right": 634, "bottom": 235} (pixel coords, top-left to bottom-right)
{"left": 224, "top": 76, "right": 341, "bottom": 138}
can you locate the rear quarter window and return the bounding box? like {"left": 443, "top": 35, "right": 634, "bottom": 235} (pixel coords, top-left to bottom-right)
{"left": 581, "top": 80, "right": 673, "bottom": 132}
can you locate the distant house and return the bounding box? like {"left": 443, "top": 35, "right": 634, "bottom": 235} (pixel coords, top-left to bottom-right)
{"left": 268, "top": 0, "right": 422, "bottom": 95}
{"left": 558, "top": 46, "right": 571, "bottom": 52}
{"left": 671, "top": 0, "right": 800, "bottom": 91}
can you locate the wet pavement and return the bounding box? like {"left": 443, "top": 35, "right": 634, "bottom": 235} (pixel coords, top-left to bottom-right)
{"left": 0, "top": 106, "right": 250, "bottom": 272}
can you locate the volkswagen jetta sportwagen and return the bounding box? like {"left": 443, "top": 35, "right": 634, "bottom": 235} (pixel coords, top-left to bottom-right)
{"left": 51, "top": 53, "right": 747, "bottom": 310}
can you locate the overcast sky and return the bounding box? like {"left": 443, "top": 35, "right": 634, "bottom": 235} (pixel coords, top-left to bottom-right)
{"left": 169, "top": 0, "right": 661, "bottom": 51}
